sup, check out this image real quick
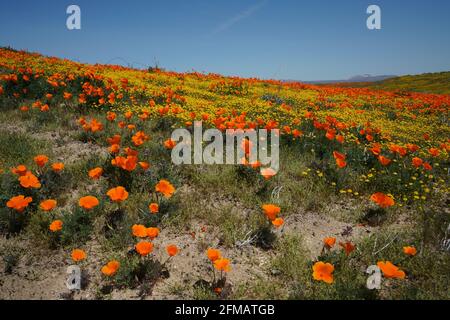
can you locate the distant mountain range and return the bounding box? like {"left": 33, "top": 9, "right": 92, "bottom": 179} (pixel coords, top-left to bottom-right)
{"left": 294, "top": 74, "right": 397, "bottom": 84}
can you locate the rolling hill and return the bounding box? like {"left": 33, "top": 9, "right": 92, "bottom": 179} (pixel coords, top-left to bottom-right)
{"left": 336, "top": 71, "right": 450, "bottom": 95}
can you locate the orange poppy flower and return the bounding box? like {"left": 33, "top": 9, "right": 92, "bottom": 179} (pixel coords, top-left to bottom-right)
{"left": 109, "top": 144, "right": 120, "bottom": 154}
{"left": 412, "top": 157, "right": 423, "bottom": 168}
{"left": 52, "top": 162, "right": 64, "bottom": 172}
{"left": 403, "top": 246, "right": 417, "bottom": 256}
{"left": 333, "top": 151, "right": 347, "bottom": 168}
{"left": 406, "top": 144, "right": 419, "bottom": 152}
{"left": 106, "top": 186, "right": 129, "bottom": 202}
{"left": 272, "top": 217, "right": 284, "bottom": 227}
{"left": 34, "top": 155, "right": 49, "bottom": 167}
{"left": 40, "top": 199, "right": 57, "bottom": 211}
{"left": 423, "top": 162, "right": 432, "bottom": 171}
{"left": 377, "top": 261, "right": 406, "bottom": 279}
{"left": 49, "top": 220, "right": 63, "bottom": 232}
{"left": 71, "top": 249, "right": 86, "bottom": 262}
{"left": 378, "top": 156, "right": 391, "bottom": 166}
{"left": 101, "top": 260, "right": 120, "bottom": 276}
{"left": 155, "top": 179, "right": 175, "bottom": 198}
{"left": 312, "top": 261, "right": 334, "bottom": 284}
{"left": 260, "top": 167, "right": 276, "bottom": 179}
{"left": 149, "top": 203, "right": 159, "bottom": 214}
{"left": 339, "top": 241, "right": 356, "bottom": 256}
{"left": 132, "top": 224, "right": 148, "bottom": 238}
{"left": 214, "top": 258, "right": 231, "bottom": 272}
{"left": 139, "top": 161, "right": 150, "bottom": 170}
{"left": 106, "top": 112, "right": 117, "bottom": 122}
{"left": 323, "top": 237, "right": 336, "bottom": 248}
{"left": 88, "top": 167, "right": 103, "bottom": 179}
{"left": 207, "top": 248, "right": 221, "bottom": 262}
{"left": 124, "top": 111, "right": 133, "bottom": 119}
{"left": 11, "top": 165, "right": 28, "bottom": 176}
{"left": 262, "top": 204, "right": 281, "bottom": 221}
{"left": 131, "top": 131, "right": 149, "bottom": 146}
{"left": 164, "top": 139, "right": 177, "bottom": 149}
{"left": 79, "top": 196, "right": 99, "bottom": 210}
{"left": 107, "top": 134, "right": 121, "bottom": 145}
{"left": 333, "top": 151, "right": 346, "bottom": 161}
{"left": 112, "top": 155, "right": 138, "bottom": 172}
{"left": 135, "top": 241, "right": 153, "bottom": 256}
{"left": 146, "top": 227, "right": 160, "bottom": 239}
{"left": 370, "top": 192, "right": 395, "bottom": 208}
{"left": 6, "top": 195, "right": 32, "bottom": 212}
{"left": 19, "top": 172, "right": 41, "bottom": 189}
{"left": 166, "top": 244, "right": 179, "bottom": 257}
{"left": 428, "top": 148, "right": 440, "bottom": 157}
{"left": 336, "top": 135, "right": 345, "bottom": 143}
{"left": 63, "top": 92, "right": 73, "bottom": 100}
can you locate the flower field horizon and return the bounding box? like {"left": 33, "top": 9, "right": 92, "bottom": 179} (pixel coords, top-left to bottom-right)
{"left": 0, "top": 47, "right": 449, "bottom": 300}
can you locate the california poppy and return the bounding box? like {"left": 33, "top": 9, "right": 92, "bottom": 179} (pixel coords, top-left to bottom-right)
{"left": 139, "top": 161, "right": 150, "bottom": 170}
{"left": 370, "top": 192, "right": 395, "bottom": 208}
{"left": 19, "top": 172, "right": 41, "bottom": 189}
{"left": 333, "top": 151, "right": 347, "bottom": 168}
{"left": 71, "top": 249, "right": 86, "bottom": 262}
{"left": 11, "top": 165, "right": 28, "bottom": 176}
{"left": 149, "top": 203, "right": 159, "bottom": 214}
{"left": 34, "top": 155, "right": 49, "bottom": 167}
{"left": 79, "top": 196, "right": 99, "bottom": 210}
{"left": 403, "top": 246, "right": 417, "bottom": 256}
{"left": 7, "top": 195, "right": 32, "bottom": 212}
{"left": 135, "top": 241, "right": 153, "bottom": 256}
{"left": 146, "top": 227, "right": 160, "bottom": 239}
{"left": 106, "top": 186, "right": 129, "bottom": 202}
{"left": 40, "top": 199, "right": 57, "bottom": 211}
{"left": 107, "top": 134, "right": 121, "bottom": 146}
{"left": 214, "top": 258, "right": 231, "bottom": 272}
{"left": 378, "top": 156, "right": 391, "bottom": 166}
{"left": 101, "top": 260, "right": 120, "bottom": 276}
{"left": 323, "top": 237, "right": 336, "bottom": 249}
{"left": 88, "top": 167, "right": 103, "bottom": 179}
{"left": 423, "top": 162, "right": 432, "bottom": 171}
{"left": 166, "top": 244, "right": 179, "bottom": 257}
{"left": 377, "top": 261, "right": 405, "bottom": 279}
{"left": 155, "top": 179, "right": 175, "bottom": 198}
{"left": 109, "top": 144, "right": 120, "bottom": 154}
{"left": 339, "top": 241, "right": 356, "bottom": 256}
{"left": 428, "top": 148, "right": 440, "bottom": 157}
{"left": 207, "top": 248, "right": 221, "bottom": 262}
{"left": 52, "top": 162, "right": 64, "bottom": 172}
{"left": 412, "top": 157, "right": 423, "bottom": 168}
{"left": 272, "top": 217, "right": 284, "bottom": 227}
{"left": 164, "top": 139, "right": 176, "bottom": 149}
{"left": 132, "top": 224, "right": 148, "bottom": 238}
{"left": 262, "top": 204, "right": 281, "bottom": 221}
{"left": 312, "top": 261, "right": 334, "bottom": 284}
{"left": 261, "top": 167, "right": 276, "bottom": 180}
{"left": 49, "top": 220, "right": 63, "bottom": 232}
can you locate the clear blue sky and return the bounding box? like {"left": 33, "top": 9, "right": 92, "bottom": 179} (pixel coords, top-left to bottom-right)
{"left": 1, "top": 0, "right": 449, "bottom": 81}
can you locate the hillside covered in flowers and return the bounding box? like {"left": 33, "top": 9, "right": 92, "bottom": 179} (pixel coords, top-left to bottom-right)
{"left": 0, "top": 47, "right": 449, "bottom": 300}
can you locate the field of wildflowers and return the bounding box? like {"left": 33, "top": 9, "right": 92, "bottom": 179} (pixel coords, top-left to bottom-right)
{"left": 0, "top": 47, "right": 449, "bottom": 300}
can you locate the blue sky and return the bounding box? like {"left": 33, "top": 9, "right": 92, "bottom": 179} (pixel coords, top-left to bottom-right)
{"left": 1, "top": 0, "right": 449, "bottom": 81}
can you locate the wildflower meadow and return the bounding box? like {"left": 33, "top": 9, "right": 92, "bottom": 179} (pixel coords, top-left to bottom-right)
{"left": 0, "top": 46, "right": 448, "bottom": 301}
